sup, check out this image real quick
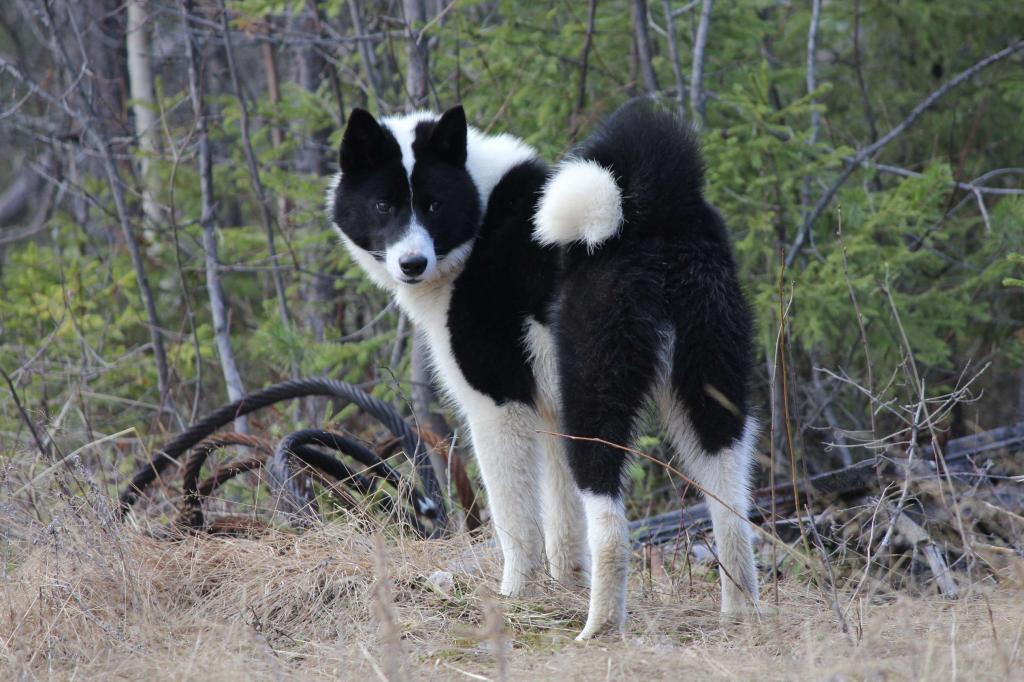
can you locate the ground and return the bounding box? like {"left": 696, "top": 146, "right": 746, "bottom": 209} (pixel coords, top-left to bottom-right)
{"left": 3, "top": 506, "right": 1022, "bottom": 681}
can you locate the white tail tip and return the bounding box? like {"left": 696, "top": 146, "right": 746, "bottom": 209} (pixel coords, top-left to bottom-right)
{"left": 533, "top": 159, "right": 623, "bottom": 251}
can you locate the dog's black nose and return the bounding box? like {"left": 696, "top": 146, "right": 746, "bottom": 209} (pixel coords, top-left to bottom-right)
{"left": 399, "top": 254, "right": 428, "bottom": 277}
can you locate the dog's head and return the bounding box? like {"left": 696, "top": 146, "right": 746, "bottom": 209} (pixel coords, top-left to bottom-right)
{"left": 328, "top": 106, "right": 480, "bottom": 289}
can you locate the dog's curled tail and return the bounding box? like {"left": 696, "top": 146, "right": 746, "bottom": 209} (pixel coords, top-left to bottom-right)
{"left": 532, "top": 158, "right": 624, "bottom": 251}
{"left": 532, "top": 102, "right": 703, "bottom": 252}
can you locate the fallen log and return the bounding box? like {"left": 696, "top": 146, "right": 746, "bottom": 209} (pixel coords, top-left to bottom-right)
{"left": 630, "top": 422, "right": 1024, "bottom": 547}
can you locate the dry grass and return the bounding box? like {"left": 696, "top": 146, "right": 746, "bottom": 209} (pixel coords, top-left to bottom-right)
{"left": 3, "top": 459, "right": 1024, "bottom": 682}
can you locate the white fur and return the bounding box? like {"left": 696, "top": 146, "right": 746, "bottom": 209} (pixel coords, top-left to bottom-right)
{"left": 465, "top": 128, "right": 537, "bottom": 209}
{"left": 328, "top": 177, "right": 473, "bottom": 290}
{"left": 466, "top": 400, "right": 545, "bottom": 595}
{"left": 384, "top": 221, "right": 437, "bottom": 283}
{"left": 324, "top": 169, "right": 343, "bottom": 229}
{"left": 570, "top": 331, "right": 759, "bottom": 640}
{"left": 392, "top": 281, "right": 551, "bottom": 596}
{"left": 327, "top": 113, "right": 758, "bottom": 638}
{"left": 526, "top": 321, "right": 589, "bottom": 586}
{"left": 400, "top": 281, "right": 588, "bottom": 598}
{"left": 533, "top": 158, "right": 623, "bottom": 251}
{"left": 337, "top": 231, "right": 391, "bottom": 289}
{"left": 576, "top": 492, "right": 629, "bottom": 640}
{"left": 655, "top": 369, "right": 760, "bottom": 615}
{"left": 380, "top": 111, "right": 538, "bottom": 209}
{"left": 381, "top": 110, "right": 435, "bottom": 181}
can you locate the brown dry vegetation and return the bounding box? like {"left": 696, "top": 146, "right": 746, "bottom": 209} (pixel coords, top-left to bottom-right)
{"left": 3, "top": 446, "right": 1023, "bottom": 682}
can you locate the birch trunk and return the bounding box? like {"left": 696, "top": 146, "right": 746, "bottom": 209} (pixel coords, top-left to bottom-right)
{"left": 126, "top": 0, "right": 161, "bottom": 230}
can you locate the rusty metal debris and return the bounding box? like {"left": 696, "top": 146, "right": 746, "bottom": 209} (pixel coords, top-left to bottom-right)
{"left": 119, "top": 378, "right": 479, "bottom": 537}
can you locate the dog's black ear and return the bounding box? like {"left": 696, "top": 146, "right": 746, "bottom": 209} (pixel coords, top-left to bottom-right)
{"left": 430, "top": 105, "right": 468, "bottom": 166}
{"left": 340, "top": 108, "right": 385, "bottom": 174}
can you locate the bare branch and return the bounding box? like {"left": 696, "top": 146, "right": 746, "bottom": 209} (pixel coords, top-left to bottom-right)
{"left": 806, "top": 0, "right": 821, "bottom": 145}
{"left": 858, "top": 159, "right": 1024, "bottom": 197}
{"left": 13, "top": 6, "right": 174, "bottom": 406}
{"left": 786, "top": 39, "right": 1024, "bottom": 269}
{"left": 349, "top": 0, "right": 386, "bottom": 111}
{"left": 671, "top": 0, "right": 700, "bottom": 18}
{"left": 0, "top": 152, "right": 50, "bottom": 226}
{"left": 852, "top": 0, "right": 879, "bottom": 145}
{"left": 570, "top": 0, "right": 599, "bottom": 140}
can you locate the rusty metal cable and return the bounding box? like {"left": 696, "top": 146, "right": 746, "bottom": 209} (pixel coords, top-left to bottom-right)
{"left": 377, "top": 434, "right": 482, "bottom": 532}
{"left": 178, "top": 431, "right": 421, "bottom": 532}
{"left": 268, "top": 429, "right": 433, "bottom": 536}
{"left": 118, "top": 378, "right": 447, "bottom": 529}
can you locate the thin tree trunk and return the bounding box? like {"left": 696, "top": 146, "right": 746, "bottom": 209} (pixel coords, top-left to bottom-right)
{"left": 632, "top": 0, "right": 660, "bottom": 95}
{"left": 799, "top": 0, "right": 822, "bottom": 248}
{"left": 0, "top": 154, "right": 50, "bottom": 227}
{"left": 662, "top": 0, "right": 687, "bottom": 117}
{"left": 218, "top": 1, "right": 294, "bottom": 338}
{"left": 294, "top": 0, "right": 342, "bottom": 423}
{"left": 402, "top": 0, "right": 430, "bottom": 109}
{"left": 806, "top": 0, "right": 821, "bottom": 145}
{"left": 349, "top": 0, "right": 385, "bottom": 111}
{"left": 399, "top": 0, "right": 449, "bottom": 490}
{"left": 411, "top": 332, "right": 451, "bottom": 491}
{"left": 260, "top": 24, "right": 290, "bottom": 258}
{"left": 125, "top": 0, "right": 161, "bottom": 230}
{"left": 690, "top": 0, "right": 713, "bottom": 127}
{"left": 297, "top": 1, "right": 333, "bottom": 175}
{"left": 852, "top": 0, "right": 879, "bottom": 145}
{"left": 570, "top": 0, "right": 598, "bottom": 140}
{"left": 182, "top": 0, "right": 248, "bottom": 432}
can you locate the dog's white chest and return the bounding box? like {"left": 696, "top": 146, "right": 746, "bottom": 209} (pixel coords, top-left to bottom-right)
{"left": 396, "top": 285, "right": 496, "bottom": 418}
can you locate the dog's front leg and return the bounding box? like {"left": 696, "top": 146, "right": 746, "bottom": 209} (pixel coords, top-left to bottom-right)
{"left": 467, "top": 402, "right": 545, "bottom": 597}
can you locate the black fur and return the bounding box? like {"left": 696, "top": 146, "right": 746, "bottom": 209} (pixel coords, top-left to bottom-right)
{"left": 556, "top": 102, "right": 753, "bottom": 496}
{"left": 448, "top": 159, "right": 559, "bottom": 405}
{"left": 334, "top": 108, "right": 480, "bottom": 259}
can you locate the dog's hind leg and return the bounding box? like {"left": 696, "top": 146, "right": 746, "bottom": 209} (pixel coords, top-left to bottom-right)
{"left": 466, "top": 402, "right": 545, "bottom": 597}
{"left": 660, "top": 237, "right": 760, "bottom": 614}
{"left": 658, "top": 395, "right": 760, "bottom": 614}
{"left": 697, "top": 419, "right": 759, "bottom": 614}
{"left": 556, "top": 267, "right": 662, "bottom": 640}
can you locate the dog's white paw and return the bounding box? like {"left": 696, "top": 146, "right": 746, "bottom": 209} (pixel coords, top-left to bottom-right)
{"left": 575, "top": 612, "right": 625, "bottom": 642}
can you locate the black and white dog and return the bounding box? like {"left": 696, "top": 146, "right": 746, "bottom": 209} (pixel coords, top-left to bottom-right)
{"left": 327, "top": 102, "right": 759, "bottom": 639}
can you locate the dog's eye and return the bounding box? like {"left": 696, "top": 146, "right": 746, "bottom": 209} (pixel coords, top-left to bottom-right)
{"left": 375, "top": 201, "right": 392, "bottom": 214}
{"left": 428, "top": 201, "right": 442, "bottom": 214}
